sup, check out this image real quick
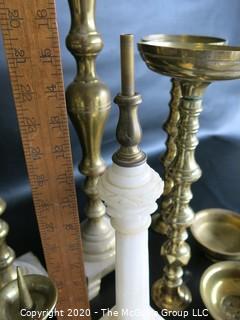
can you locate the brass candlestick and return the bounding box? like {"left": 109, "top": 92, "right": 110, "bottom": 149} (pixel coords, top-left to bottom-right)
{"left": 141, "top": 35, "right": 226, "bottom": 234}
{"left": 0, "top": 198, "right": 16, "bottom": 289}
{"left": 0, "top": 267, "right": 57, "bottom": 320}
{"left": 138, "top": 39, "right": 240, "bottom": 310}
{"left": 66, "top": 0, "right": 115, "bottom": 262}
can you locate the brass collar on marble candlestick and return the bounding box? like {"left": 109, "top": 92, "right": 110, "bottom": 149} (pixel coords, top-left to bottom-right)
{"left": 113, "top": 34, "right": 146, "bottom": 167}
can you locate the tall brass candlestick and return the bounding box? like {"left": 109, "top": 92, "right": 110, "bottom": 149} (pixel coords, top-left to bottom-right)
{"left": 141, "top": 35, "right": 226, "bottom": 234}
{"left": 66, "top": 0, "right": 115, "bottom": 262}
{"left": 138, "top": 39, "right": 240, "bottom": 311}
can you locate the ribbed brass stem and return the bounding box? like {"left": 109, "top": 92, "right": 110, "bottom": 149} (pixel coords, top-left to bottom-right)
{"left": 152, "top": 80, "right": 209, "bottom": 311}
{"left": 0, "top": 198, "right": 16, "bottom": 289}
{"left": 66, "top": 0, "right": 115, "bottom": 261}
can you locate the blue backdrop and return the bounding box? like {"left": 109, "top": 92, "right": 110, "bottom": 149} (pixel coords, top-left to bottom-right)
{"left": 0, "top": 0, "right": 240, "bottom": 224}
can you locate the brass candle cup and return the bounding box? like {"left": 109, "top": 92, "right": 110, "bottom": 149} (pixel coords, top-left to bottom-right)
{"left": 200, "top": 261, "right": 240, "bottom": 320}
{"left": 0, "top": 269, "right": 57, "bottom": 320}
{"left": 138, "top": 40, "right": 240, "bottom": 311}
{"left": 141, "top": 34, "right": 226, "bottom": 235}
{"left": 138, "top": 42, "right": 240, "bottom": 80}
{"left": 191, "top": 208, "right": 240, "bottom": 261}
{"left": 141, "top": 34, "right": 226, "bottom": 45}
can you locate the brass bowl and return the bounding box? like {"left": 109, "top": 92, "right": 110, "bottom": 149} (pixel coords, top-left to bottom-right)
{"left": 138, "top": 41, "right": 240, "bottom": 81}
{"left": 200, "top": 261, "right": 240, "bottom": 320}
{"left": 141, "top": 34, "right": 226, "bottom": 46}
{"left": 191, "top": 208, "right": 240, "bottom": 261}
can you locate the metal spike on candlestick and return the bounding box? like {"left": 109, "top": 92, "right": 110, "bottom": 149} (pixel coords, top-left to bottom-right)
{"left": 98, "top": 34, "right": 164, "bottom": 320}
{"left": 0, "top": 267, "right": 57, "bottom": 320}
{"left": 66, "top": 0, "right": 115, "bottom": 299}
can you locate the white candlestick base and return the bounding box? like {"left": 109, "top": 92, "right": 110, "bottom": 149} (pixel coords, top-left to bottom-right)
{"left": 98, "top": 162, "right": 165, "bottom": 319}
{"left": 84, "top": 255, "right": 115, "bottom": 300}
{"left": 14, "top": 252, "right": 47, "bottom": 276}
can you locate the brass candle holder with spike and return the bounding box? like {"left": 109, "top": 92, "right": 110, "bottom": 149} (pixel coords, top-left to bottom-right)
{"left": 138, "top": 39, "right": 240, "bottom": 310}
{"left": 66, "top": 0, "right": 115, "bottom": 299}
{"left": 141, "top": 35, "right": 226, "bottom": 234}
{"left": 0, "top": 198, "right": 47, "bottom": 292}
{"left": 0, "top": 198, "right": 16, "bottom": 289}
{"left": 0, "top": 267, "right": 57, "bottom": 320}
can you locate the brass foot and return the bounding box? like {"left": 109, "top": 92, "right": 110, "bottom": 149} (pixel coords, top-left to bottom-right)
{"left": 152, "top": 278, "right": 192, "bottom": 311}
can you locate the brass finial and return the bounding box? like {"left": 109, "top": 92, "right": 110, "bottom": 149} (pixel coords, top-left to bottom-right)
{"left": 113, "top": 34, "right": 146, "bottom": 167}
{"left": 0, "top": 198, "right": 16, "bottom": 289}
{"left": 17, "top": 267, "right": 34, "bottom": 310}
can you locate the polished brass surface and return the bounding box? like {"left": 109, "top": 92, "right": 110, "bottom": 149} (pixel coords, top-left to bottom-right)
{"left": 151, "top": 78, "right": 181, "bottom": 234}
{"left": 66, "top": 0, "right": 115, "bottom": 261}
{"left": 120, "top": 34, "right": 135, "bottom": 96}
{"left": 0, "top": 268, "right": 57, "bottom": 320}
{"left": 141, "top": 35, "right": 226, "bottom": 234}
{"left": 141, "top": 34, "right": 226, "bottom": 45}
{"left": 200, "top": 261, "right": 240, "bottom": 320}
{"left": 191, "top": 208, "right": 240, "bottom": 261}
{"left": 113, "top": 34, "right": 146, "bottom": 167}
{"left": 138, "top": 41, "right": 240, "bottom": 80}
{"left": 17, "top": 267, "right": 34, "bottom": 310}
{"left": 138, "top": 39, "right": 240, "bottom": 311}
{"left": 0, "top": 198, "right": 16, "bottom": 290}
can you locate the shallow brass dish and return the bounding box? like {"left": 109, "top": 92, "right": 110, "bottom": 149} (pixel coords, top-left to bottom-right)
{"left": 141, "top": 34, "right": 226, "bottom": 46}
{"left": 138, "top": 41, "right": 240, "bottom": 81}
{"left": 191, "top": 208, "right": 240, "bottom": 261}
{"left": 200, "top": 261, "right": 240, "bottom": 320}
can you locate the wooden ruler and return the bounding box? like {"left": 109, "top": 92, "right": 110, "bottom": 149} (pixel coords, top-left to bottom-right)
{"left": 0, "top": 1, "right": 90, "bottom": 318}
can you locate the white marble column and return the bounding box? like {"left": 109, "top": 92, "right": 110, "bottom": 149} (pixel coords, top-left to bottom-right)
{"left": 98, "top": 162, "right": 164, "bottom": 320}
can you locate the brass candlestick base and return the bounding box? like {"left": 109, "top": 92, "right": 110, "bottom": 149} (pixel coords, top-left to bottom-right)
{"left": 152, "top": 279, "right": 191, "bottom": 311}
{"left": 138, "top": 39, "right": 240, "bottom": 310}
{"left": 141, "top": 35, "right": 226, "bottom": 235}
{"left": 66, "top": 0, "right": 115, "bottom": 263}
{"left": 0, "top": 268, "right": 57, "bottom": 320}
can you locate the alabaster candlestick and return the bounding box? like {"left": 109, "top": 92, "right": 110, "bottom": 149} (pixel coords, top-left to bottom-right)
{"left": 98, "top": 34, "right": 164, "bottom": 320}
{"left": 66, "top": 0, "right": 115, "bottom": 299}
{"left": 141, "top": 35, "right": 226, "bottom": 234}
{"left": 138, "top": 39, "right": 240, "bottom": 310}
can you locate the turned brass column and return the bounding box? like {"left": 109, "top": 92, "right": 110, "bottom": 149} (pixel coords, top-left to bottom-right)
{"left": 66, "top": 0, "right": 115, "bottom": 261}
{"left": 152, "top": 81, "right": 209, "bottom": 310}
{"left": 152, "top": 79, "right": 181, "bottom": 234}
{"left": 0, "top": 198, "right": 16, "bottom": 289}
